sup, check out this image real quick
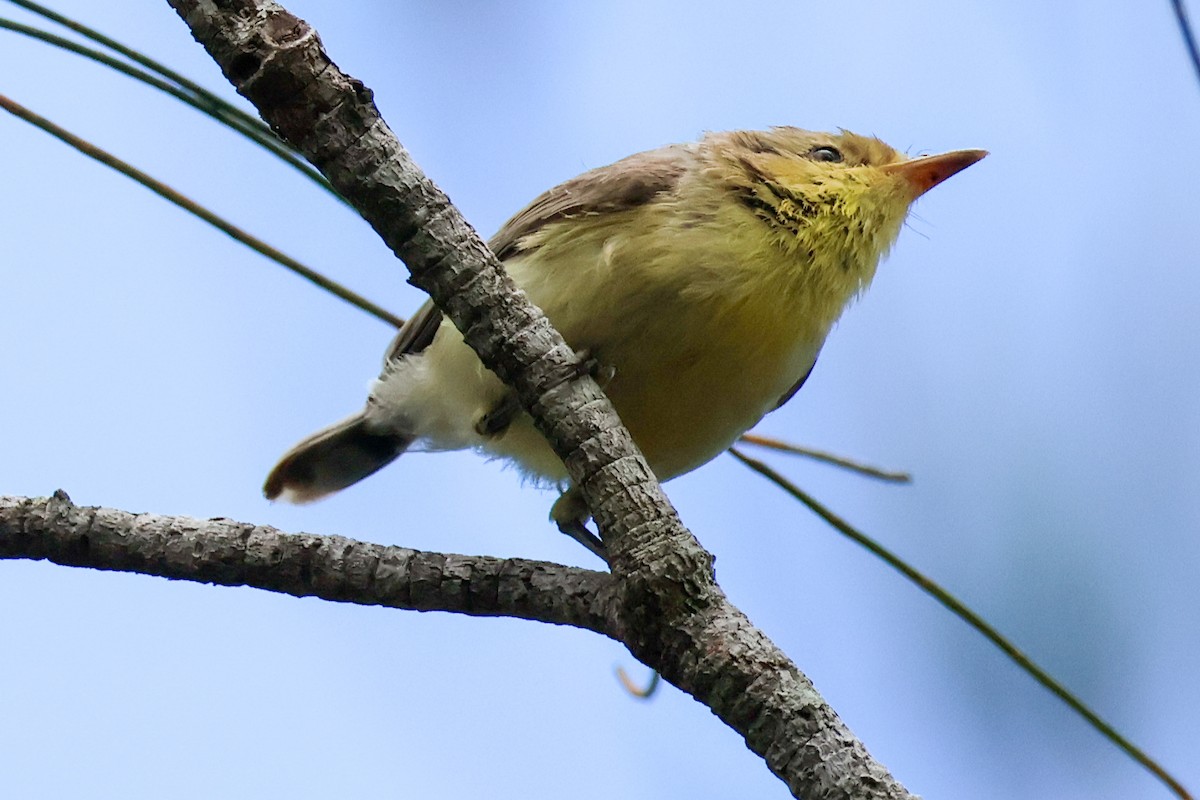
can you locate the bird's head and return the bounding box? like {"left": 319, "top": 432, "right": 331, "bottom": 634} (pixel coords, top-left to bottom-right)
{"left": 710, "top": 126, "right": 986, "bottom": 290}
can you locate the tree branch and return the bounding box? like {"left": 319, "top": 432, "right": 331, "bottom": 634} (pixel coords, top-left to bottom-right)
{"left": 168, "top": 0, "right": 690, "bottom": 573}
{"left": 1, "top": 492, "right": 614, "bottom": 631}
{"left": 133, "top": 2, "right": 919, "bottom": 797}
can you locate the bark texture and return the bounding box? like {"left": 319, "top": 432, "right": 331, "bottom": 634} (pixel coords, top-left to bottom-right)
{"left": 10, "top": 2, "right": 924, "bottom": 797}
{"left": 1, "top": 492, "right": 612, "bottom": 630}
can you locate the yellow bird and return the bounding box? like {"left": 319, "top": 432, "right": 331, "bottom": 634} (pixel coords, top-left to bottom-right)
{"left": 265, "top": 127, "right": 984, "bottom": 557}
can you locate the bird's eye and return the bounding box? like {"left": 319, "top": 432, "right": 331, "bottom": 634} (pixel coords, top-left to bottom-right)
{"left": 809, "top": 146, "right": 844, "bottom": 163}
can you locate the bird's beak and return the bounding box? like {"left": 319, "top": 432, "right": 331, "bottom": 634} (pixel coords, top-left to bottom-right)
{"left": 882, "top": 149, "right": 988, "bottom": 198}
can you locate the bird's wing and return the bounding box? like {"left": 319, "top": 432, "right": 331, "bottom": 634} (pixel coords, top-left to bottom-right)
{"left": 487, "top": 145, "right": 690, "bottom": 260}
{"left": 383, "top": 298, "right": 443, "bottom": 362}
{"left": 383, "top": 146, "right": 688, "bottom": 363}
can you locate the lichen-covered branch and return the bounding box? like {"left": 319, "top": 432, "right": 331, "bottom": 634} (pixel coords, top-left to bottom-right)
{"left": 0, "top": 492, "right": 614, "bottom": 631}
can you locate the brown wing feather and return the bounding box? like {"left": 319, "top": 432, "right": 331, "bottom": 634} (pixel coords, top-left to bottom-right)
{"left": 384, "top": 299, "right": 443, "bottom": 362}
{"left": 383, "top": 145, "right": 690, "bottom": 364}
{"left": 488, "top": 145, "right": 690, "bottom": 260}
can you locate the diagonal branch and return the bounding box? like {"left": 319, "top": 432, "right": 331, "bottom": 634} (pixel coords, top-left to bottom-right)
{"left": 168, "top": 0, "right": 687, "bottom": 572}
{"left": 155, "top": 2, "right": 915, "bottom": 797}
{"left": 0, "top": 492, "right": 615, "bottom": 632}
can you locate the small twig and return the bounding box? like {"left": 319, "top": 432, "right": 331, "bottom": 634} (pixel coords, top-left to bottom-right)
{"left": 7, "top": 0, "right": 263, "bottom": 131}
{"left": 1171, "top": 0, "right": 1200, "bottom": 89}
{"left": 0, "top": 92, "right": 403, "bottom": 329}
{"left": 616, "top": 666, "right": 661, "bottom": 699}
{"left": 728, "top": 447, "right": 1193, "bottom": 800}
{"left": 0, "top": 12, "right": 343, "bottom": 202}
{"left": 737, "top": 433, "right": 911, "bottom": 483}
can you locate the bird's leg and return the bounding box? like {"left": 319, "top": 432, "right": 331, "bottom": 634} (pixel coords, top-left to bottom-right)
{"left": 573, "top": 348, "right": 616, "bottom": 389}
{"left": 550, "top": 487, "right": 608, "bottom": 564}
{"left": 558, "top": 519, "right": 608, "bottom": 564}
{"left": 475, "top": 392, "right": 522, "bottom": 437}
{"left": 546, "top": 353, "right": 617, "bottom": 563}
{"left": 477, "top": 350, "right": 614, "bottom": 439}
{"left": 478, "top": 351, "right": 614, "bottom": 562}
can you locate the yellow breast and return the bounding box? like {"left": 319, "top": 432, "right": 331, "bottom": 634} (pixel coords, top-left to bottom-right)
{"left": 490, "top": 198, "right": 873, "bottom": 482}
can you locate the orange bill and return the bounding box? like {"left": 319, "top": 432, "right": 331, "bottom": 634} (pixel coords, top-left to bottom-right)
{"left": 882, "top": 149, "right": 988, "bottom": 197}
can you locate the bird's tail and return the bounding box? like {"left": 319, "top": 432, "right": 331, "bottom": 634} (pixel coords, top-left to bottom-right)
{"left": 263, "top": 411, "right": 412, "bottom": 503}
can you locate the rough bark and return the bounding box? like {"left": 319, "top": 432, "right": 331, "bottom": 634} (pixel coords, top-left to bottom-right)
{"left": 1, "top": 492, "right": 613, "bottom": 631}
{"left": 4, "top": 2, "right": 924, "bottom": 797}
{"left": 4, "top": 489, "right": 911, "bottom": 799}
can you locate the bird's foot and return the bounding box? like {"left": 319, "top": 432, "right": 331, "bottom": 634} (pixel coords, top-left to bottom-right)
{"left": 573, "top": 348, "right": 616, "bottom": 389}
{"left": 475, "top": 392, "right": 522, "bottom": 437}
{"left": 551, "top": 487, "right": 608, "bottom": 564}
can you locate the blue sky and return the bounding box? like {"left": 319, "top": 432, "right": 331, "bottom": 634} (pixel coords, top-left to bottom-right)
{"left": 2, "top": 2, "right": 1198, "bottom": 798}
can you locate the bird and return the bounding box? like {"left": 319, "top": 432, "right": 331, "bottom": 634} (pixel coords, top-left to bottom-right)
{"left": 264, "top": 127, "right": 985, "bottom": 559}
